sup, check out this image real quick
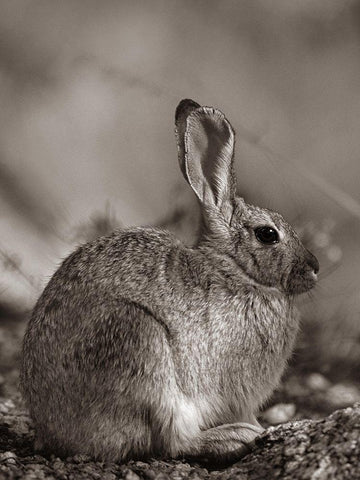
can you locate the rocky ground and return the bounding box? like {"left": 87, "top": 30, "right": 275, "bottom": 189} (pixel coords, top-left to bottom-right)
{"left": 1, "top": 310, "right": 360, "bottom": 479}
{"left": 1, "top": 397, "right": 359, "bottom": 480}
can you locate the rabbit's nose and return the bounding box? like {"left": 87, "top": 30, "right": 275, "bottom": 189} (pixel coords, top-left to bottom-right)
{"left": 306, "top": 249, "right": 319, "bottom": 274}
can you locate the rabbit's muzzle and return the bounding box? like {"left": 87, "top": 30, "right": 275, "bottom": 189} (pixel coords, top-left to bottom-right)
{"left": 305, "top": 249, "right": 319, "bottom": 274}
{"left": 285, "top": 249, "right": 319, "bottom": 295}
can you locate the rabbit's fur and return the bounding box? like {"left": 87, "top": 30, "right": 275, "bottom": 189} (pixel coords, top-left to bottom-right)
{"left": 21, "top": 99, "right": 319, "bottom": 464}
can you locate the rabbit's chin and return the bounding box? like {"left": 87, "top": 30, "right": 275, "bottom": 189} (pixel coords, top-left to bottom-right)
{"left": 285, "top": 268, "right": 318, "bottom": 295}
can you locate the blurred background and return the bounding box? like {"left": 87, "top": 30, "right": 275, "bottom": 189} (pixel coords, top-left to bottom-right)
{"left": 0, "top": 0, "right": 359, "bottom": 417}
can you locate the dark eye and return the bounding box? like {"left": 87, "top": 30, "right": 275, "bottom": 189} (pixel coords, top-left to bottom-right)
{"left": 255, "top": 226, "right": 279, "bottom": 245}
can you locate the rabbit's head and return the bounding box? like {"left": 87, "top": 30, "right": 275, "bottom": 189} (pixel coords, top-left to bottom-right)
{"left": 175, "top": 99, "right": 319, "bottom": 295}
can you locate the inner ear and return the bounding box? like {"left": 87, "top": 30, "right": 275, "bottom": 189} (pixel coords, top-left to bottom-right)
{"left": 175, "top": 99, "right": 201, "bottom": 180}
{"left": 185, "top": 108, "right": 236, "bottom": 208}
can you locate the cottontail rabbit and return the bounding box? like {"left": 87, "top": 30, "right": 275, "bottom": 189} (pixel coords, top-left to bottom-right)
{"left": 21, "top": 99, "right": 319, "bottom": 464}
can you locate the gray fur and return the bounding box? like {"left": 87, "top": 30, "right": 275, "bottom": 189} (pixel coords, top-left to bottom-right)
{"left": 20, "top": 99, "right": 318, "bottom": 464}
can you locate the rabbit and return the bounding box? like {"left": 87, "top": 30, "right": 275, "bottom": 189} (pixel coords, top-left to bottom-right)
{"left": 20, "top": 98, "right": 319, "bottom": 465}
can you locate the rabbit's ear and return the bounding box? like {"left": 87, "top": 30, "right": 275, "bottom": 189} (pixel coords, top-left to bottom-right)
{"left": 175, "top": 99, "right": 236, "bottom": 213}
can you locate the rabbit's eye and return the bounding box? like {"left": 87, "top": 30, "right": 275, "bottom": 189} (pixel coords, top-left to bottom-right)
{"left": 255, "top": 226, "right": 279, "bottom": 245}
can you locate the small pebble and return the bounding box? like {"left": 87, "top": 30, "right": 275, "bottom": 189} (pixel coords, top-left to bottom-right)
{"left": 263, "top": 403, "right": 296, "bottom": 425}
{"left": 124, "top": 469, "right": 141, "bottom": 480}
{"left": 326, "top": 384, "right": 360, "bottom": 407}
{"left": 0, "top": 451, "right": 17, "bottom": 460}
{"left": 0, "top": 399, "right": 15, "bottom": 414}
{"left": 144, "top": 469, "right": 157, "bottom": 479}
{"left": 52, "top": 460, "right": 65, "bottom": 470}
{"left": 102, "top": 474, "right": 117, "bottom": 480}
{"left": 306, "top": 373, "right": 331, "bottom": 391}
{"left": 0, "top": 451, "right": 17, "bottom": 464}
{"left": 154, "top": 473, "right": 170, "bottom": 480}
{"left": 72, "top": 453, "right": 92, "bottom": 463}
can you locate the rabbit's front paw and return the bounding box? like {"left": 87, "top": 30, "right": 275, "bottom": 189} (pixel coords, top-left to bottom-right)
{"left": 186, "top": 421, "right": 264, "bottom": 465}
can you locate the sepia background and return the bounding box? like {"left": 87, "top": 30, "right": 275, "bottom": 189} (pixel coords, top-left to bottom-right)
{"left": 0, "top": 0, "right": 359, "bottom": 411}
